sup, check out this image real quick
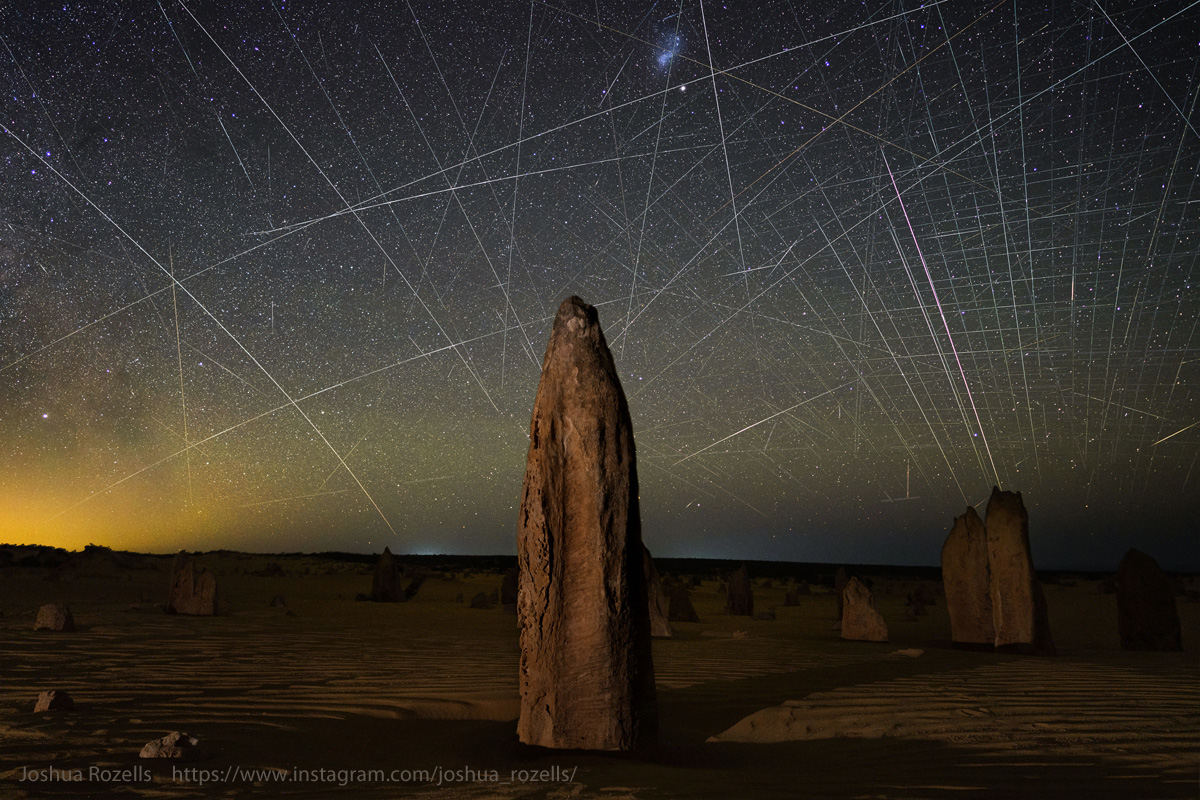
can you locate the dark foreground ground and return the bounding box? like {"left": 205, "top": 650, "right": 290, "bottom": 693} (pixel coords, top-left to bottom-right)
{"left": 1, "top": 547, "right": 1197, "bottom": 799}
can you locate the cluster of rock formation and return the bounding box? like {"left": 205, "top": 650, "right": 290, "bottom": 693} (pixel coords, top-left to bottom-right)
{"left": 168, "top": 552, "right": 218, "bottom": 616}
{"left": 369, "top": 548, "right": 424, "bottom": 602}
{"left": 371, "top": 547, "right": 402, "bottom": 601}
{"left": 783, "top": 580, "right": 810, "bottom": 607}
{"left": 643, "top": 547, "right": 673, "bottom": 638}
{"left": 986, "top": 489, "right": 1055, "bottom": 654}
{"left": 726, "top": 564, "right": 754, "bottom": 616}
{"left": 668, "top": 582, "right": 700, "bottom": 623}
{"left": 907, "top": 583, "right": 936, "bottom": 615}
{"left": 834, "top": 567, "right": 849, "bottom": 620}
{"left": 140, "top": 731, "right": 203, "bottom": 760}
{"left": 34, "top": 690, "right": 73, "bottom": 712}
{"left": 501, "top": 567, "right": 519, "bottom": 614}
{"left": 34, "top": 603, "right": 75, "bottom": 631}
{"left": 940, "top": 507, "right": 994, "bottom": 649}
{"left": 840, "top": 577, "right": 888, "bottom": 642}
{"left": 1114, "top": 548, "right": 1182, "bottom": 651}
{"left": 515, "top": 296, "right": 657, "bottom": 751}
{"left": 940, "top": 488, "right": 1054, "bottom": 655}
{"left": 831, "top": 567, "right": 888, "bottom": 641}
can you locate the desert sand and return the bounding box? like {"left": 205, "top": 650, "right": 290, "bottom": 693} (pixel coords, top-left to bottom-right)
{"left": 1, "top": 548, "right": 1197, "bottom": 798}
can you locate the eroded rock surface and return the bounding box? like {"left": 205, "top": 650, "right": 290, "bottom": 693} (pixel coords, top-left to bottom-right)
{"left": 516, "top": 296, "right": 656, "bottom": 750}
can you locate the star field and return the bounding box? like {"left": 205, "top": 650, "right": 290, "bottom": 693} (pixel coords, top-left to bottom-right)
{"left": 1, "top": 1, "right": 1198, "bottom": 568}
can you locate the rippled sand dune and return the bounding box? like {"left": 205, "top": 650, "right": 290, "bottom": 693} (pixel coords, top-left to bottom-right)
{"left": 711, "top": 660, "right": 1198, "bottom": 770}
{"left": 1, "top": 554, "right": 1196, "bottom": 798}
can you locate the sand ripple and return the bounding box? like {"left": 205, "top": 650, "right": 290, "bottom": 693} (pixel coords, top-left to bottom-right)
{"left": 709, "top": 657, "right": 1200, "bottom": 779}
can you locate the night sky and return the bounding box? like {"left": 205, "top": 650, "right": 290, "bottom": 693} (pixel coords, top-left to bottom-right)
{"left": 2, "top": 1, "right": 1198, "bottom": 569}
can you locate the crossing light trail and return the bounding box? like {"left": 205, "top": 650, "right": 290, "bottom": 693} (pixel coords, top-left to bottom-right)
{"left": 673, "top": 383, "right": 853, "bottom": 467}
{"left": 0, "top": 123, "right": 398, "bottom": 538}
{"left": 883, "top": 152, "right": 1001, "bottom": 489}
{"left": 1152, "top": 420, "right": 1200, "bottom": 447}
{"left": 3, "top": 0, "right": 1196, "bottom": 555}
{"left": 176, "top": 0, "right": 502, "bottom": 417}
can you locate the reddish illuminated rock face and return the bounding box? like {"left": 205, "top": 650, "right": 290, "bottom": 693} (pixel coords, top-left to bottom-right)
{"left": 1115, "top": 549, "right": 1182, "bottom": 651}
{"left": 34, "top": 690, "right": 73, "bottom": 713}
{"left": 34, "top": 604, "right": 75, "bottom": 632}
{"left": 941, "top": 506, "right": 995, "bottom": 649}
{"left": 168, "top": 553, "right": 217, "bottom": 616}
{"left": 985, "top": 488, "right": 1054, "bottom": 655}
{"left": 516, "top": 296, "right": 657, "bottom": 751}
{"left": 840, "top": 577, "right": 888, "bottom": 642}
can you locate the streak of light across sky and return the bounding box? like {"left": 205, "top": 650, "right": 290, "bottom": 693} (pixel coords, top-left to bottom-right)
{"left": 0, "top": 0, "right": 1197, "bottom": 569}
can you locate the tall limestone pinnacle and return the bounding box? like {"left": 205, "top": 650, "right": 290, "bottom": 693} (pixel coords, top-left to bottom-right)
{"left": 516, "top": 296, "right": 657, "bottom": 751}
{"left": 985, "top": 487, "right": 1055, "bottom": 655}
{"left": 941, "top": 506, "right": 994, "bottom": 649}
